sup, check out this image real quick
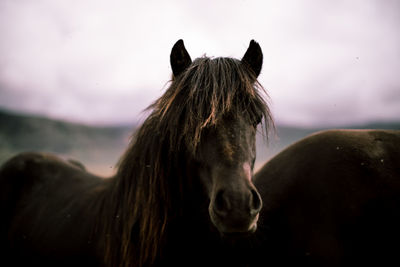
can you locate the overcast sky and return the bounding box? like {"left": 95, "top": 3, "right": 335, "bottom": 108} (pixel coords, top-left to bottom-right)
{"left": 0, "top": 0, "right": 399, "bottom": 127}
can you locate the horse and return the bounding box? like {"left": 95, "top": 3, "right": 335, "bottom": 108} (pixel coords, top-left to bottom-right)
{"left": 0, "top": 40, "right": 272, "bottom": 267}
{"left": 251, "top": 129, "right": 400, "bottom": 266}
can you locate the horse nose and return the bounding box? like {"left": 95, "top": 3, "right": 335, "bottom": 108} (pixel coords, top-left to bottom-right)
{"left": 213, "top": 189, "right": 230, "bottom": 216}
{"left": 249, "top": 187, "right": 262, "bottom": 215}
{"left": 212, "top": 186, "right": 262, "bottom": 219}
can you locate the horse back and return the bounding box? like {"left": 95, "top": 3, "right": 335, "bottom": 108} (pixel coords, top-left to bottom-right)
{"left": 0, "top": 152, "right": 108, "bottom": 266}
{"left": 254, "top": 129, "right": 400, "bottom": 266}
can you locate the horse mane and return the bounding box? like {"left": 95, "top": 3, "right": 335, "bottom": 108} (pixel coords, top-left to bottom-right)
{"left": 100, "top": 56, "right": 273, "bottom": 267}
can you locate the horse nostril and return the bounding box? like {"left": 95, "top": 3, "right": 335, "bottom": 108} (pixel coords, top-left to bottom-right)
{"left": 214, "top": 190, "right": 230, "bottom": 215}
{"left": 250, "top": 188, "right": 262, "bottom": 215}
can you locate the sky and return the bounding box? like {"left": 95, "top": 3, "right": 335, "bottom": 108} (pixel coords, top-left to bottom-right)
{"left": 0, "top": 0, "right": 399, "bottom": 127}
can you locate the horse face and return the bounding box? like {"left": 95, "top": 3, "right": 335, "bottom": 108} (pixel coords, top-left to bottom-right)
{"left": 196, "top": 115, "right": 262, "bottom": 235}
{"left": 170, "top": 39, "right": 266, "bottom": 235}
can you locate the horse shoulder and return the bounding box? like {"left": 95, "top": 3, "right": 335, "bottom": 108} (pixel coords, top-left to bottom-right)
{"left": 1, "top": 152, "right": 88, "bottom": 192}
{"left": 255, "top": 129, "right": 400, "bottom": 184}
{"left": 254, "top": 129, "right": 400, "bottom": 221}
{"left": 253, "top": 129, "right": 400, "bottom": 265}
{"left": 0, "top": 152, "right": 107, "bottom": 265}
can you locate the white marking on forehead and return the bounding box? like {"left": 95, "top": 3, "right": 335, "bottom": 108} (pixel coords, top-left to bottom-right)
{"left": 243, "top": 162, "right": 252, "bottom": 181}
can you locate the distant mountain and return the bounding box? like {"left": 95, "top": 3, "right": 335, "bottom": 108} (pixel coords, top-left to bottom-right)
{"left": 0, "top": 109, "right": 133, "bottom": 176}
{"left": 1, "top": 109, "right": 399, "bottom": 176}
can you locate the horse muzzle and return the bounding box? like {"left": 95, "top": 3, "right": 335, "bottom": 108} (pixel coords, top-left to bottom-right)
{"left": 209, "top": 185, "right": 262, "bottom": 235}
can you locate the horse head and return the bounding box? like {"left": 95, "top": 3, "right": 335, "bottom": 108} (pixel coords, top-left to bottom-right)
{"left": 170, "top": 40, "right": 269, "bottom": 235}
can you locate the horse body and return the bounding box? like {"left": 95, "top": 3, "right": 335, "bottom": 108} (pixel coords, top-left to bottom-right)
{"left": 0, "top": 152, "right": 107, "bottom": 266}
{"left": 252, "top": 129, "right": 400, "bottom": 266}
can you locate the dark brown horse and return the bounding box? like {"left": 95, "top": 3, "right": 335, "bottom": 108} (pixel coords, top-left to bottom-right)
{"left": 251, "top": 129, "right": 400, "bottom": 266}
{"left": 0, "top": 40, "right": 272, "bottom": 266}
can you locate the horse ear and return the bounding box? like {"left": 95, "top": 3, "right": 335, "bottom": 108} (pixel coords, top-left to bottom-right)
{"left": 241, "top": 40, "right": 263, "bottom": 78}
{"left": 170, "top": 39, "right": 192, "bottom": 77}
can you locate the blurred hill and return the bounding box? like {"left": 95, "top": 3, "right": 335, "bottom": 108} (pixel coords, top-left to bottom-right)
{"left": 0, "top": 109, "right": 133, "bottom": 177}
{"left": 1, "top": 109, "right": 399, "bottom": 176}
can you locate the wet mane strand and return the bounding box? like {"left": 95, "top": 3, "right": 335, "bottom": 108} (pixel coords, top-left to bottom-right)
{"left": 101, "top": 56, "right": 273, "bottom": 267}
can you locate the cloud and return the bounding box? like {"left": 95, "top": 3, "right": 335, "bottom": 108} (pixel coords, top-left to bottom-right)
{"left": 0, "top": 0, "right": 399, "bottom": 126}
